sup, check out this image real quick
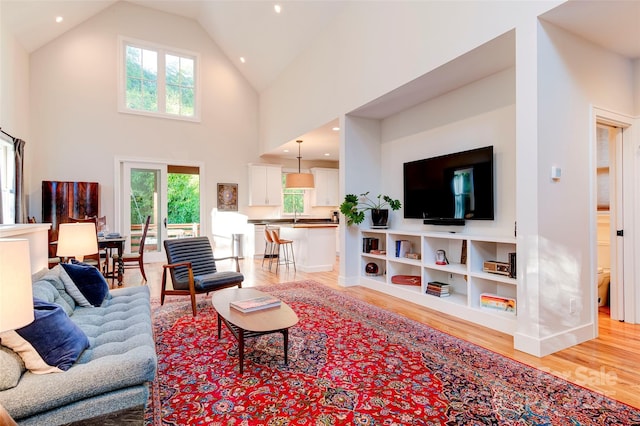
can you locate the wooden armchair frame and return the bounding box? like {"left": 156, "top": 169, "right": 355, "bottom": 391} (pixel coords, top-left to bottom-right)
{"left": 161, "top": 237, "right": 243, "bottom": 316}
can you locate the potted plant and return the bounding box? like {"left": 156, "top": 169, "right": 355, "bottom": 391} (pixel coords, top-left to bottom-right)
{"left": 339, "top": 192, "right": 402, "bottom": 227}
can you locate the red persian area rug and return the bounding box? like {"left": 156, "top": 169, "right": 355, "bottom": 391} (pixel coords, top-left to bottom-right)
{"left": 145, "top": 281, "right": 640, "bottom": 425}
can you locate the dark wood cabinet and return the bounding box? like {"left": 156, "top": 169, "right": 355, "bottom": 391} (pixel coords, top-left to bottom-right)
{"left": 42, "top": 181, "right": 99, "bottom": 256}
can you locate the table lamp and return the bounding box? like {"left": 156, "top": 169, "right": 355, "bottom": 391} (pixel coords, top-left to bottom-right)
{"left": 56, "top": 222, "right": 98, "bottom": 262}
{"left": 0, "top": 239, "right": 34, "bottom": 334}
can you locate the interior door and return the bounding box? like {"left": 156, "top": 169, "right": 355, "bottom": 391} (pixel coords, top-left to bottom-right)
{"left": 122, "top": 162, "right": 168, "bottom": 263}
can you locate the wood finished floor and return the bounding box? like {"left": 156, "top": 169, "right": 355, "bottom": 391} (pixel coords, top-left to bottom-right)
{"left": 119, "top": 256, "right": 640, "bottom": 409}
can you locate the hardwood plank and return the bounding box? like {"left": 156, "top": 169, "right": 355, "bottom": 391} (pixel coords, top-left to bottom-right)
{"left": 121, "top": 256, "right": 640, "bottom": 409}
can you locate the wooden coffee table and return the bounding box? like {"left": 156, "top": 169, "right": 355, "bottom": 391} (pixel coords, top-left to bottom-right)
{"left": 211, "top": 288, "right": 299, "bottom": 374}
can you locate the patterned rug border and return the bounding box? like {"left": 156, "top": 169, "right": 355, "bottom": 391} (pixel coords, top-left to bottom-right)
{"left": 147, "top": 280, "right": 640, "bottom": 424}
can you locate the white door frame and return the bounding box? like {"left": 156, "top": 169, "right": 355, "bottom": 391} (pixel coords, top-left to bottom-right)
{"left": 114, "top": 156, "right": 207, "bottom": 260}
{"left": 592, "top": 107, "right": 636, "bottom": 325}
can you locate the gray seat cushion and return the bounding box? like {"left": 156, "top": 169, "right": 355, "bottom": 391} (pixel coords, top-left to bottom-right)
{"left": 194, "top": 271, "right": 245, "bottom": 292}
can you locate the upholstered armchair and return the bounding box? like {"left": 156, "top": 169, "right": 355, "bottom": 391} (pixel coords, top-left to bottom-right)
{"left": 161, "top": 237, "right": 244, "bottom": 316}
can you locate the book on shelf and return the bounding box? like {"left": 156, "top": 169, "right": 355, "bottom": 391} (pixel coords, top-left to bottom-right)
{"left": 395, "top": 240, "right": 411, "bottom": 258}
{"left": 426, "top": 290, "right": 451, "bottom": 297}
{"left": 230, "top": 295, "right": 281, "bottom": 313}
{"left": 369, "top": 249, "right": 386, "bottom": 255}
{"left": 508, "top": 252, "right": 517, "bottom": 278}
{"left": 362, "top": 237, "right": 379, "bottom": 253}
{"left": 426, "top": 281, "right": 451, "bottom": 297}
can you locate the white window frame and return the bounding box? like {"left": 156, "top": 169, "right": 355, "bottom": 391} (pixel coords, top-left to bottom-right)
{"left": 118, "top": 36, "right": 201, "bottom": 122}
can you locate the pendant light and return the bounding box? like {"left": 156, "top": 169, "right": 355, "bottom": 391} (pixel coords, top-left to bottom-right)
{"left": 285, "top": 140, "right": 315, "bottom": 189}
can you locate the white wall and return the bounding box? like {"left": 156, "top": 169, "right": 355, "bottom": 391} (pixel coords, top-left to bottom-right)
{"left": 259, "top": 1, "right": 561, "bottom": 154}
{"left": 380, "top": 68, "right": 516, "bottom": 236}
{"left": 27, "top": 2, "right": 258, "bottom": 234}
{"left": 526, "top": 21, "right": 637, "bottom": 353}
{"left": 0, "top": 12, "right": 30, "bottom": 156}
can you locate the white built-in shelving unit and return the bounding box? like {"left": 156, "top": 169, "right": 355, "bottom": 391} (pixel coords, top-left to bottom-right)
{"left": 359, "top": 229, "right": 517, "bottom": 335}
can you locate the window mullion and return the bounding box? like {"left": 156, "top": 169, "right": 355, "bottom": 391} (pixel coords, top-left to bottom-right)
{"left": 157, "top": 50, "right": 166, "bottom": 113}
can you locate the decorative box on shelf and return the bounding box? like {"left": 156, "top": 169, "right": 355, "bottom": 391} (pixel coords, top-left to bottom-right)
{"left": 391, "top": 275, "right": 421, "bottom": 286}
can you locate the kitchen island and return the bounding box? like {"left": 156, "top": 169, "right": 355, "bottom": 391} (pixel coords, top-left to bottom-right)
{"left": 279, "top": 223, "right": 338, "bottom": 272}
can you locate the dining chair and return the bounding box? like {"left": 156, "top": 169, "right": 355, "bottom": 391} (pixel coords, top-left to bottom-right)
{"left": 112, "top": 215, "right": 151, "bottom": 283}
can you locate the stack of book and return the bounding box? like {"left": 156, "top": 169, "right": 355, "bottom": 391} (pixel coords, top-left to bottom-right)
{"left": 426, "top": 281, "right": 451, "bottom": 297}
{"left": 230, "top": 295, "right": 281, "bottom": 313}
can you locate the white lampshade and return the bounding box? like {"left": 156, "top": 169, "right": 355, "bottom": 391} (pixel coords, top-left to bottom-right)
{"left": 285, "top": 172, "right": 315, "bottom": 189}
{"left": 285, "top": 139, "right": 315, "bottom": 189}
{"left": 0, "top": 239, "right": 34, "bottom": 333}
{"left": 56, "top": 222, "right": 98, "bottom": 262}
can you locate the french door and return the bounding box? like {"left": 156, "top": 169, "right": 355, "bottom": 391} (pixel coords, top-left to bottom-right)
{"left": 118, "top": 159, "right": 204, "bottom": 264}
{"left": 122, "top": 162, "right": 168, "bottom": 263}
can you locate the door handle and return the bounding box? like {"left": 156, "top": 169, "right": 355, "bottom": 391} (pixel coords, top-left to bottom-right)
{"left": 163, "top": 218, "right": 167, "bottom": 229}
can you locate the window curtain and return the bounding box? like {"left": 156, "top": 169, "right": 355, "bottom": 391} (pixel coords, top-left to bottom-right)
{"left": 13, "top": 138, "right": 26, "bottom": 223}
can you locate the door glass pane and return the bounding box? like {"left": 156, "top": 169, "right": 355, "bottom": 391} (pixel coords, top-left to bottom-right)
{"left": 167, "top": 167, "right": 200, "bottom": 239}
{"left": 130, "top": 168, "right": 160, "bottom": 254}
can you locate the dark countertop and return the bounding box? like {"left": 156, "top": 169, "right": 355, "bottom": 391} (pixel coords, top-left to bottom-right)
{"left": 248, "top": 218, "right": 338, "bottom": 225}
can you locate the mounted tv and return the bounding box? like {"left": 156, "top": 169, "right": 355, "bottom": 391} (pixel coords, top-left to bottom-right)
{"left": 403, "top": 146, "right": 494, "bottom": 226}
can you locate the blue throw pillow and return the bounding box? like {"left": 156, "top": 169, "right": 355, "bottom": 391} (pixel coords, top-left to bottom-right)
{"left": 0, "top": 299, "right": 89, "bottom": 374}
{"left": 61, "top": 261, "right": 109, "bottom": 307}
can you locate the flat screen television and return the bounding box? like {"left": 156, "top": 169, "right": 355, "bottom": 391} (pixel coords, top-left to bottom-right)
{"left": 403, "top": 146, "right": 494, "bottom": 225}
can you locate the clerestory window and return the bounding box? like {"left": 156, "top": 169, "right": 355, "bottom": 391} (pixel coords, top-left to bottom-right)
{"left": 119, "top": 37, "right": 200, "bottom": 121}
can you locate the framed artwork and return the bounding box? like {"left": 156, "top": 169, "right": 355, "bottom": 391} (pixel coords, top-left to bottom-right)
{"left": 217, "top": 183, "right": 238, "bottom": 211}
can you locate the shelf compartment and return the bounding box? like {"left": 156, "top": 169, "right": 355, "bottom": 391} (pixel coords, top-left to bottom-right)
{"left": 468, "top": 239, "right": 516, "bottom": 276}
{"left": 423, "top": 268, "right": 468, "bottom": 300}
{"left": 388, "top": 232, "right": 421, "bottom": 260}
{"left": 361, "top": 232, "right": 386, "bottom": 255}
{"left": 423, "top": 236, "right": 467, "bottom": 266}
{"left": 387, "top": 261, "right": 421, "bottom": 284}
{"left": 361, "top": 256, "right": 386, "bottom": 282}
{"left": 469, "top": 276, "right": 516, "bottom": 311}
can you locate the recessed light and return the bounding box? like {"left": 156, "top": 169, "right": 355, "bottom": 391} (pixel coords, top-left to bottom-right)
{"left": 332, "top": 127, "right": 340, "bottom": 131}
{"left": 324, "top": 153, "right": 331, "bottom": 157}
{"left": 240, "top": 57, "right": 246, "bottom": 63}
{"left": 55, "top": 16, "right": 63, "bottom": 23}
{"left": 274, "top": 4, "right": 282, "bottom": 13}
{"left": 283, "top": 149, "right": 289, "bottom": 153}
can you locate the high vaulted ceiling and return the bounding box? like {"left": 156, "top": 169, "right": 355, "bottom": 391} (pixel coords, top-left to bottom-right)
{"left": 1, "top": 0, "right": 347, "bottom": 93}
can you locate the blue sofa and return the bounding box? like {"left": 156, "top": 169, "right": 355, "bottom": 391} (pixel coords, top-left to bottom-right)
{"left": 0, "top": 266, "right": 157, "bottom": 425}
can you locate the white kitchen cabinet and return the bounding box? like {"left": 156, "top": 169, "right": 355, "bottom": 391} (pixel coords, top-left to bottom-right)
{"left": 311, "top": 167, "right": 339, "bottom": 206}
{"left": 248, "top": 164, "right": 282, "bottom": 206}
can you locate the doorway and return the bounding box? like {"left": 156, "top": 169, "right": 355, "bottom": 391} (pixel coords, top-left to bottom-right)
{"left": 593, "top": 109, "right": 634, "bottom": 324}
{"left": 117, "top": 159, "right": 203, "bottom": 263}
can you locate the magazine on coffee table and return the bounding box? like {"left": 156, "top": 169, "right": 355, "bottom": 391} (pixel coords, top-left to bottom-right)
{"left": 230, "top": 295, "right": 281, "bottom": 313}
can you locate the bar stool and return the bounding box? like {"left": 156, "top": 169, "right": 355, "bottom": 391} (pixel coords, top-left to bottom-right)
{"left": 262, "top": 227, "right": 276, "bottom": 270}
{"left": 270, "top": 228, "right": 296, "bottom": 272}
